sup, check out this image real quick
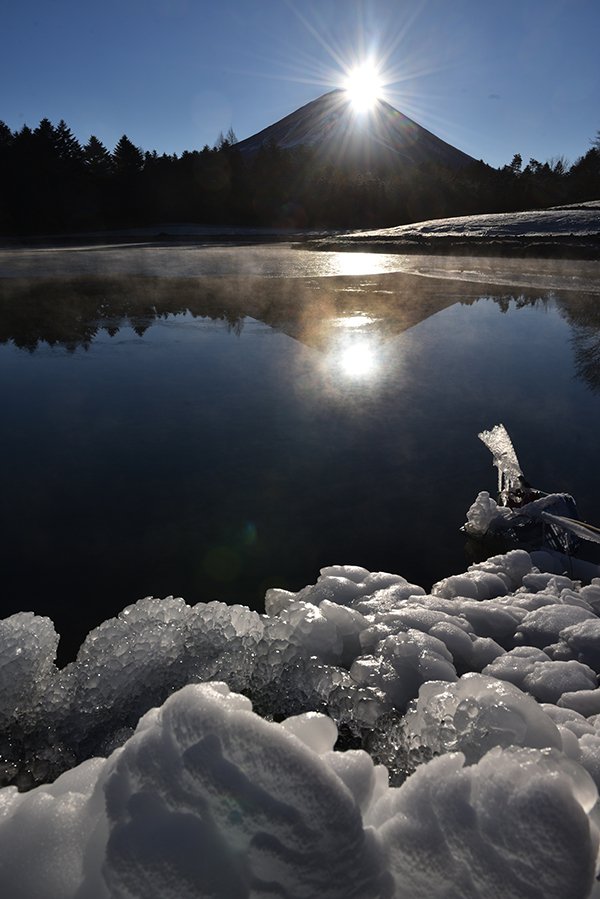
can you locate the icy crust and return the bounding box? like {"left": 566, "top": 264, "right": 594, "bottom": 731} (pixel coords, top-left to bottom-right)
{"left": 0, "top": 683, "right": 598, "bottom": 899}
{"left": 4, "top": 551, "right": 600, "bottom": 893}
{"left": 3, "top": 551, "right": 600, "bottom": 790}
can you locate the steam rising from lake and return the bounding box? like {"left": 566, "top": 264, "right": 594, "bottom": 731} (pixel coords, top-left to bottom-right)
{"left": 1, "top": 241, "right": 599, "bottom": 293}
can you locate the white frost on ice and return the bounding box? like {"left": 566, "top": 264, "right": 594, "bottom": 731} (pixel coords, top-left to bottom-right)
{"left": 379, "top": 746, "right": 598, "bottom": 899}
{"left": 3, "top": 555, "right": 600, "bottom": 895}
{"left": 1, "top": 682, "right": 598, "bottom": 899}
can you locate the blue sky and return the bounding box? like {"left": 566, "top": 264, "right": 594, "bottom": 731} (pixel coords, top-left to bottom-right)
{"left": 2, "top": 0, "right": 599, "bottom": 169}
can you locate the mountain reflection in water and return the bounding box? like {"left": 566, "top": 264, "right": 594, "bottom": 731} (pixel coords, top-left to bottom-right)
{"left": 2, "top": 271, "right": 599, "bottom": 392}
{"left": 1, "top": 266, "right": 599, "bottom": 663}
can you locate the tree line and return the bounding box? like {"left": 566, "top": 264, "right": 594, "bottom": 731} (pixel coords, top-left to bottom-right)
{"left": 0, "top": 117, "right": 599, "bottom": 235}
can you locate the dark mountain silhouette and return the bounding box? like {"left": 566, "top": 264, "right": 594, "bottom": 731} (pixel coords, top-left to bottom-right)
{"left": 236, "top": 89, "right": 475, "bottom": 170}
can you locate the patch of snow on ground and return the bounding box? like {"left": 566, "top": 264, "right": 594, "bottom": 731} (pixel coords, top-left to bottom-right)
{"left": 347, "top": 205, "right": 600, "bottom": 240}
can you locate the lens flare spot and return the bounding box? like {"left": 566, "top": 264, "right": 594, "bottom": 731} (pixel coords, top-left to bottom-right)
{"left": 242, "top": 521, "right": 258, "bottom": 545}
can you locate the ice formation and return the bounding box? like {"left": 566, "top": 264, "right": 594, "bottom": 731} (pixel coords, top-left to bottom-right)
{"left": 3, "top": 550, "right": 600, "bottom": 896}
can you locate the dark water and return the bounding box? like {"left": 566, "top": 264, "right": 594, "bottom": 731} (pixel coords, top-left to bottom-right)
{"left": 1, "top": 247, "right": 600, "bottom": 662}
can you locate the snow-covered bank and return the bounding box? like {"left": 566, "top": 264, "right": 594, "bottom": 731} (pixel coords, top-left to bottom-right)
{"left": 3, "top": 551, "right": 600, "bottom": 896}
{"left": 310, "top": 202, "right": 600, "bottom": 259}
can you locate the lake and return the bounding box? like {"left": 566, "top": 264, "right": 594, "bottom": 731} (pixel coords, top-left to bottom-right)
{"left": 1, "top": 243, "right": 600, "bottom": 662}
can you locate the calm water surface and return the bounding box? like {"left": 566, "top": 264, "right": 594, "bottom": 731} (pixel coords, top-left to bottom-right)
{"left": 1, "top": 244, "right": 599, "bottom": 661}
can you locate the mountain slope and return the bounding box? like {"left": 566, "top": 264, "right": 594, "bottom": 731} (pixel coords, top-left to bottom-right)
{"left": 236, "top": 89, "right": 475, "bottom": 170}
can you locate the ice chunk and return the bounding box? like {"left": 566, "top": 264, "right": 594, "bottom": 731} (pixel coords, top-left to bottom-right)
{"left": 559, "top": 688, "right": 600, "bottom": 717}
{"left": 0, "top": 613, "right": 64, "bottom": 787}
{"left": 264, "top": 587, "right": 297, "bottom": 616}
{"left": 268, "top": 566, "right": 425, "bottom": 616}
{"left": 376, "top": 746, "right": 597, "bottom": 899}
{"left": 0, "top": 758, "right": 107, "bottom": 899}
{"left": 542, "top": 704, "right": 599, "bottom": 745}
{"left": 433, "top": 550, "right": 533, "bottom": 598}
{"left": 515, "top": 604, "right": 597, "bottom": 649}
{"left": 289, "top": 573, "right": 367, "bottom": 608}
{"left": 371, "top": 606, "right": 471, "bottom": 635}
{"left": 403, "top": 673, "right": 563, "bottom": 764}
{"left": 484, "top": 646, "right": 552, "bottom": 689}
{"left": 361, "top": 571, "right": 417, "bottom": 592}
{"left": 428, "top": 621, "right": 476, "bottom": 669}
{"left": 101, "top": 683, "right": 391, "bottom": 899}
{"left": 522, "top": 572, "right": 581, "bottom": 594}
{"left": 484, "top": 650, "right": 597, "bottom": 703}
{"left": 318, "top": 600, "right": 369, "bottom": 666}
{"left": 323, "top": 749, "right": 378, "bottom": 814}
{"left": 578, "top": 734, "right": 600, "bottom": 789}
{"left": 473, "top": 549, "right": 534, "bottom": 590}
{"left": 507, "top": 591, "right": 575, "bottom": 613}
{"left": 280, "top": 711, "right": 338, "bottom": 755}
{"left": 351, "top": 630, "right": 457, "bottom": 711}
{"left": 447, "top": 599, "right": 523, "bottom": 645}
{"left": 522, "top": 660, "right": 597, "bottom": 703}
{"left": 351, "top": 582, "right": 426, "bottom": 615}
{"left": 278, "top": 600, "right": 342, "bottom": 663}
{"left": 469, "top": 636, "right": 506, "bottom": 670}
{"left": 463, "top": 489, "right": 514, "bottom": 536}
{"left": 580, "top": 581, "right": 600, "bottom": 614}
{"left": 560, "top": 619, "right": 600, "bottom": 672}
{"left": 432, "top": 569, "right": 509, "bottom": 600}
{"left": 307, "top": 574, "right": 366, "bottom": 606}
{"left": 0, "top": 612, "right": 59, "bottom": 722}
{"left": 319, "top": 564, "right": 370, "bottom": 583}
{"left": 479, "top": 423, "right": 524, "bottom": 489}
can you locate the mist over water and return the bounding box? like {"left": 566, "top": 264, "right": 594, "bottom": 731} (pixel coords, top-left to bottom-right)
{"left": 0, "top": 243, "right": 407, "bottom": 280}
{"left": 1, "top": 244, "right": 600, "bottom": 662}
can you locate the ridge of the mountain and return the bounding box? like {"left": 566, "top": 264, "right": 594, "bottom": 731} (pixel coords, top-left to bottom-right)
{"left": 235, "top": 89, "right": 475, "bottom": 170}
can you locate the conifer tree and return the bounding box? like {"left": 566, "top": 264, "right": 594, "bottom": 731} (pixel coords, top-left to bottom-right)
{"left": 84, "top": 135, "right": 114, "bottom": 177}
{"left": 33, "top": 118, "right": 59, "bottom": 162}
{"left": 0, "top": 120, "right": 14, "bottom": 148}
{"left": 55, "top": 119, "right": 84, "bottom": 165}
{"left": 112, "top": 134, "right": 144, "bottom": 175}
{"left": 111, "top": 135, "right": 146, "bottom": 225}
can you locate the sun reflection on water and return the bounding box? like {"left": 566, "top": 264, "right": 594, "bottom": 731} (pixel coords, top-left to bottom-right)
{"left": 339, "top": 340, "right": 378, "bottom": 378}
{"left": 328, "top": 252, "right": 400, "bottom": 277}
{"left": 325, "top": 312, "right": 383, "bottom": 381}
{"left": 331, "top": 314, "right": 378, "bottom": 328}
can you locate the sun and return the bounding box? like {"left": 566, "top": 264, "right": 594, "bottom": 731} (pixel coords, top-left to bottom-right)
{"left": 343, "top": 63, "right": 383, "bottom": 112}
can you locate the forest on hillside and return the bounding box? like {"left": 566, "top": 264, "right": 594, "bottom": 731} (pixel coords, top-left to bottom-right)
{"left": 1, "top": 118, "right": 599, "bottom": 235}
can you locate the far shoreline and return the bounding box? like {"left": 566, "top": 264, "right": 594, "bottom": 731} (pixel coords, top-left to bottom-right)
{"left": 2, "top": 231, "right": 600, "bottom": 261}
{"left": 1, "top": 200, "right": 599, "bottom": 260}
{"left": 307, "top": 233, "right": 600, "bottom": 260}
